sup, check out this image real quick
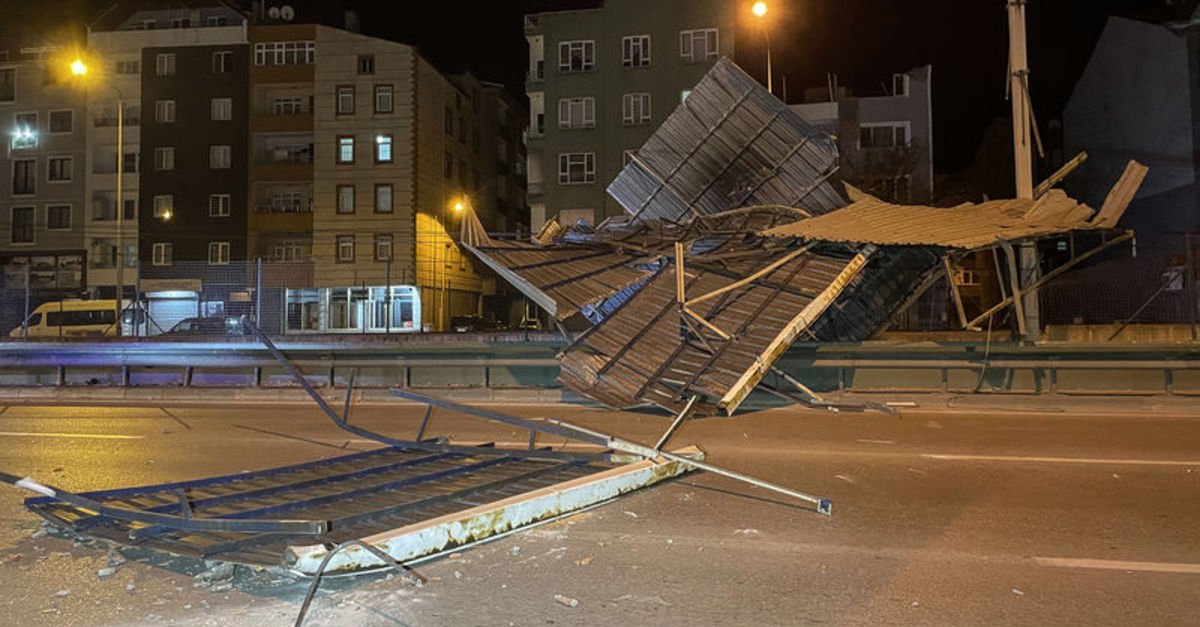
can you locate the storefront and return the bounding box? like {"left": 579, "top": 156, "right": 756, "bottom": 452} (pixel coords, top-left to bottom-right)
{"left": 285, "top": 285, "right": 421, "bottom": 333}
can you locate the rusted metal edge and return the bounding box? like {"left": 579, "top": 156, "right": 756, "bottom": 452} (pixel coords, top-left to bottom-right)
{"left": 283, "top": 446, "right": 705, "bottom": 575}
{"left": 718, "top": 246, "right": 877, "bottom": 414}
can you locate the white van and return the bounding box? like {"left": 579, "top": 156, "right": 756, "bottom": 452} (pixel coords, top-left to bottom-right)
{"left": 8, "top": 299, "right": 142, "bottom": 338}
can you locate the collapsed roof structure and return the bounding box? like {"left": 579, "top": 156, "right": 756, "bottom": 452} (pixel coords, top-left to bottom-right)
{"left": 463, "top": 58, "right": 1148, "bottom": 416}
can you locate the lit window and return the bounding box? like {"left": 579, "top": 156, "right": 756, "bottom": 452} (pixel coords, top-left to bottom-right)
{"left": 375, "top": 134, "right": 393, "bottom": 163}
{"left": 337, "top": 136, "right": 355, "bottom": 164}
{"left": 153, "top": 195, "right": 173, "bottom": 219}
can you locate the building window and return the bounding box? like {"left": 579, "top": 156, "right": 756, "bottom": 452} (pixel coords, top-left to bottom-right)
{"left": 155, "top": 99, "right": 175, "bottom": 123}
{"left": 444, "top": 107, "right": 453, "bottom": 136}
{"left": 115, "top": 59, "right": 140, "bottom": 74}
{"left": 375, "top": 134, "right": 393, "bottom": 163}
{"left": 211, "top": 98, "right": 232, "bottom": 120}
{"left": 47, "top": 205, "right": 71, "bottom": 230}
{"left": 558, "top": 40, "right": 595, "bottom": 72}
{"left": 337, "top": 185, "right": 355, "bottom": 214}
{"left": 336, "top": 86, "right": 355, "bottom": 115}
{"left": 171, "top": 17, "right": 190, "bottom": 28}
{"left": 358, "top": 54, "right": 375, "bottom": 74}
{"left": 11, "top": 207, "right": 34, "bottom": 243}
{"left": 622, "top": 35, "right": 651, "bottom": 67}
{"left": 209, "top": 194, "right": 230, "bottom": 217}
{"left": 253, "top": 41, "right": 315, "bottom": 66}
{"left": 622, "top": 93, "right": 651, "bottom": 125}
{"left": 374, "top": 234, "right": 393, "bottom": 261}
{"left": 12, "top": 159, "right": 35, "bottom": 195}
{"left": 859, "top": 122, "right": 910, "bottom": 149}
{"left": 680, "top": 28, "right": 719, "bottom": 62}
{"left": 207, "top": 15, "right": 228, "bottom": 27}
{"left": 374, "top": 85, "right": 393, "bottom": 113}
{"left": 152, "top": 242, "right": 173, "bottom": 266}
{"left": 212, "top": 50, "right": 232, "bottom": 73}
{"left": 47, "top": 157, "right": 72, "bottom": 182}
{"left": 336, "top": 235, "right": 355, "bottom": 262}
{"left": 48, "top": 110, "right": 73, "bottom": 134}
{"left": 893, "top": 73, "right": 910, "bottom": 97}
{"left": 375, "top": 183, "right": 393, "bottom": 213}
{"left": 208, "top": 241, "right": 230, "bottom": 265}
{"left": 154, "top": 147, "right": 175, "bottom": 170}
{"left": 336, "top": 136, "right": 355, "bottom": 164}
{"left": 155, "top": 53, "right": 176, "bottom": 76}
{"left": 444, "top": 152, "right": 453, "bottom": 179}
{"left": 272, "top": 97, "right": 302, "bottom": 114}
{"left": 558, "top": 152, "right": 595, "bottom": 185}
{"left": 153, "top": 195, "right": 173, "bottom": 219}
{"left": 557, "top": 97, "right": 595, "bottom": 129}
{"left": 123, "top": 198, "right": 137, "bottom": 220}
{"left": 273, "top": 239, "right": 304, "bottom": 262}
{"left": 0, "top": 68, "right": 15, "bottom": 102}
{"left": 209, "top": 145, "right": 232, "bottom": 169}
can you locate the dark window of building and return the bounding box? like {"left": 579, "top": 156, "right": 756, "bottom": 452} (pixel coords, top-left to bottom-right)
{"left": 48, "top": 157, "right": 72, "bottom": 182}
{"left": 336, "top": 235, "right": 355, "bottom": 262}
{"left": 47, "top": 205, "right": 71, "bottom": 230}
{"left": 358, "top": 55, "right": 375, "bottom": 74}
{"left": 212, "top": 50, "right": 232, "bottom": 73}
{"left": 13, "top": 159, "right": 35, "bottom": 194}
{"left": 0, "top": 68, "right": 15, "bottom": 102}
{"left": 49, "top": 110, "right": 73, "bottom": 133}
{"left": 11, "top": 206, "right": 34, "bottom": 243}
{"left": 375, "top": 184, "right": 393, "bottom": 213}
{"left": 336, "top": 85, "right": 354, "bottom": 115}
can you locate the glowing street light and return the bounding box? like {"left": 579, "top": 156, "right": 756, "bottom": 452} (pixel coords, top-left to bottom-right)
{"left": 68, "top": 55, "right": 130, "bottom": 330}
{"left": 751, "top": 1, "right": 773, "bottom": 95}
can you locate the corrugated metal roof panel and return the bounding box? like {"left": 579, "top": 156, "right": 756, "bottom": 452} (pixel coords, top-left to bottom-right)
{"left": 607, "top": 57, "right": 847, "bottom": 226}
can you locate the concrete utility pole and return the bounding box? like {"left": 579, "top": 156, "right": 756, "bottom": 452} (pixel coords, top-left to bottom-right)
{"left": 1007, "top": 0, "right": 1041, "bottom": 341}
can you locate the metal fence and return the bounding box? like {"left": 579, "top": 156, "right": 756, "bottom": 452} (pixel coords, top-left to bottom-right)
{"left": 0, "top": 259, "right": 436, "bottom": 340}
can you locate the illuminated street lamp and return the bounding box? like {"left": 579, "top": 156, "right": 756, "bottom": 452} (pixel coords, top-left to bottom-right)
{"left": 751, "top": 1, "right": 773, "bottom": 95}
{"left": 70, "top": 58, "right": 129, "bottom": 330}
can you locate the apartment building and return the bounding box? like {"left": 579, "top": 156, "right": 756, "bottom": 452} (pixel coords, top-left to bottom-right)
{"left": 0, "top": 46, "right": 89, "bottom": 329}
{"left": 523, "top": 0, "right": 736, "bottom": 231}
{"left": 789, "top": 66, "right": 935, "bottom": 203}
{"left": 86, "top": 3, "right": 247, "bottom": 323}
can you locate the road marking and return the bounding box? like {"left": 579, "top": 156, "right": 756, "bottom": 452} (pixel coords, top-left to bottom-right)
{"left": 922, "top": 454, "right": 1200, "bottom": 467}
{"left": 0, "top": 431, "right": 142, "bottom": 440}
{"left": 857, "top": 439, "right": 895, "bottom": 445}
{"left": 1035, "top": 557, "right": 1200, "bottom": 574}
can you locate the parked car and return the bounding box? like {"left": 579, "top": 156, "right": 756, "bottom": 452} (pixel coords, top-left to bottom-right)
{"left": 450, "top": 315, "right": 507, "bottom": 333}
{"left": 162, "top": 316, "right": 249, "bottom": 336}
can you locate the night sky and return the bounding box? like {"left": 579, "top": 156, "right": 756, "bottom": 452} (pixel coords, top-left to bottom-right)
{"left": 6, "top": 0, "right": 1187, "bottom": 173}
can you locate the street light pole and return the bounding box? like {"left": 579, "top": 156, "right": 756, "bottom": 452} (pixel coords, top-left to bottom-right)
{"left": 752, "top": 2, "right": 772, "bottom": 95}
{"left": 115, "top": 93, "right": 125, "bottom": 332}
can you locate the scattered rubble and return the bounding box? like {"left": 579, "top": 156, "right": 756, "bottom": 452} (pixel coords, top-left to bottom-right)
{"left": 554, "top": 594, "right": 579, "bottom": 608}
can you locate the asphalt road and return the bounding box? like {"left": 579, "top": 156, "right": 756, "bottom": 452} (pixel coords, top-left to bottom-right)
{"left": 0, "top": 398, "right": 1197, "bottom": 626}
